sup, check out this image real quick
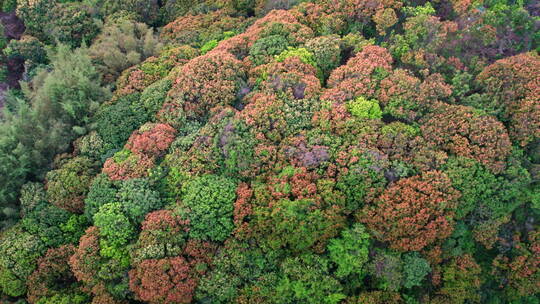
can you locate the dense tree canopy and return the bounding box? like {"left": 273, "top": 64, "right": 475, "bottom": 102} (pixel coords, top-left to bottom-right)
{"left": 0, "top": 0, "right": 538, "bottom": 303}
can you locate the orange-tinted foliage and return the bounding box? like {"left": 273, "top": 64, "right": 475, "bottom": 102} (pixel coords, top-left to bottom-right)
{"left": 435, "top": 254, "right": 482, "bottom": 303}
{"left": 27, "top": 245, "right": 77, "bottom": 304}
{"left": 129, "top": 257, "right": 197, "bottom": 304}
{"left": 361, "top": 171, "right": 460, "bottom": 251}
{"left": 167, "top": 51, "right": 246, "bottom": 119}
{"left": 161, "top": 10, "right": 245, "bottom": 46}
{"left": 233, "top": 182, "right": 254, "bottom": 235}
{"left": 477, "top": 52, "right": 540, "bottom": 114}
{"left": 492, "top": 230, "right": 540, "bottom": 299}
{"left": 323, "top": 45, "right": 393, "bottom": 102}
{"left": 477, "top": 52, "right": 540, "bottom": 146}
{"left": 102, "top": 153, "right": 154, "bottom": 181}
{"left": 69, "top": 226, "right": 123, "bottom": 303}
{"left": 509, "top": 96, "right": 540, "bottom": 147}
{"left": 126, "top": 123, "right": 177, "bottom": 157}
{"left": 251, "top": 56, "right": 322, "bottom": 100}
{"left": 115, "top": 46, "right": 198, "bottom": 99}
{"left": 421, "top": 104, "right": 511, "bottom": 173}
{"left": 69, "top": 226, "right": 101, "bottom": 285}
{"left": 103, "top": 123, "right": 176, "bottom": 180}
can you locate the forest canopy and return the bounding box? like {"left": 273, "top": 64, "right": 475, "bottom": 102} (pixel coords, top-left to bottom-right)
{"left": 0, "top": 0, "right": 538, "bottom": 303}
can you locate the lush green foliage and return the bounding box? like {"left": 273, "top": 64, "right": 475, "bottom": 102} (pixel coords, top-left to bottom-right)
{"left": 116, "top": 178, "right": 163, "bottom": 223}
{"left": 83, "top": 173, "right": 118, "bottom": 221}
{"left": 0, "top": 44, "right": 108, "bottom": 224}
{"left": 45, "top": 156, "right": 97, "bottom": 213}
{"left": 0, "top": 226, "right": 45, "bottom": 296}
{"left": 21, "top": 201, "right": 87, "bottom": 247}
{"left": 181, "top": 174, "right": 237, "bottom": 241}
{"left": 327, "top": 223, "right": 370, "bottom": 278}
{"left": 347, "top": 96, "right": 382, "bottom": 119}
{"left": 3, "top": 35, "right": 47, "bottom": 65}
{"left": 17, "top": 0, "right": 98, "bottom": 47}
{"left": 0, "top": 1, "right": 539, "bottom": 303}
{"left": 274, "top": 253, "right": 345, "bottom": 304}
{"left": 94, "top": 92, "right": 148, "bottom": 152}
{"left": 401, "top": 252, "right": 430, "bottom": 289}
{"left": 89, "top": 18, "right": 163, "bottom": 82}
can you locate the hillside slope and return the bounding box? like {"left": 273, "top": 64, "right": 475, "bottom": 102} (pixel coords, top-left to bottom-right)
{"left": 0, "top": 1, "right": 538, "bottom": 303}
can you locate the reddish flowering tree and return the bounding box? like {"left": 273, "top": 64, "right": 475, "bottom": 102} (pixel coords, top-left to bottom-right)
{"left": 68, "top": 226, "right": 122, "bottom": 303}
{"left": 251, "top": 56, "right": 322, "bottom": 100}
{"left": 129, "top": 257, "right": 197, "bottom": 304}
{"left": 492, "top": 230, "right": 540, "bottom": 300}
{"left": 449, "top": 0, "right": 476, "bottom": 15}
{"left": 140, "top": 210, "right": 189, "bottom": 234}
{"left": 233, "top": 182, "right": 254, "bottom": 235}
{"left": 472, "top": 216, "right": 511, "bottom": 250}
{"left": 476, "top": 52, "right": 540, "bottom": 119}
{"left": 378, "top": 70, "right": 452, "bottom": 121}
{"left": 282, "top": 136, "right": 330, "bottom": 170}
{"left": 160, "top": 10, "right": 246, "bottom": 47}
{"left": 243, "top": 9, "right": 313, "bottom": 46}
{"left": 102, "top": 152, "right": 154, "bottom": 181}
{"left": 246, "top": 165, "right": 347, "bottom": 250}
{"left": 237, "top": 92, "right": 321, "bottom": 151}
{"left": 236, "top": 93, "right": 288, "bottom": 142}
{"left": 264, "top": 166, "right": 322, "bottom": 205}
{"left": 212, "top": 9, "right": 313, "bottom": 60}
{"left": 90, "top": 285, "right": 127, "bottom": 304}
{"left": 69, "top": 227, "right": 101, "bottom": 290}
{"left": 322, "top": 0, "right": 402, "bottom": 24}
{"left": 476, "top": 52, "right": 540, "bottom": 146}
{"left": 129, "top": 210, "right": 217, "bottom": 303}
{"left": 103, "top": 122, "right": 177, "bottom": 181}
{"left": 131, "top": 210, "right": 190, "bottom": 264}
{"left": 322, "top": 45, "right": 393, "bottom": 103}
{"left": 377, "top": 69, "right": 421, "bottom": 121}
{"left": 295, "top": 0, "right": 401, "bottom": 36}
{"left": 373, "top": 8, "right": 398, "bottom": 35}
{"left": 377, "top": 122, "right": 448, "bottom": 172}
{"left": 27, "top": 245, "right": 78, "bottom": 304}
{"left": 360, "top": 170, "right": 460, "bottom": 251}
{"left": 212, "top": 34, "right": 252, "bottom": 59}
{"left": 312, "top": 101, "right": 354, "bottom": 135}
{"left": 349, "top": 291, "right": 402, "bottom": 304}
{"left": 509, "top": 96, "right": 540, "bottom": 147}
{"left": 156, "top": 102, "right": 187, "bottom": 129}
{"left": 70, "top": 226, "right": 132, "bottom": 303}
{"left": 125, "top": 123, "right": 177, "bottom": 157}
{"left": 421, "top": 103, "right": 512, "bottom": 173}
{"left": 311, "top": 99, "right": 386, "bottom": 148}
{"left": 418, "top": 73, "right": 453, "bottom": 103}
{"left": 182, "top": 239, "right": 216, "bottom": 266}
{"left": 389, "top": 14, "right": 458, "bottom": 71}
{"left": 129, "top": 238, "right": 215, "bottom": 304}
{"left": 160, "top": 14, "right": 206, "bottom": 45}
{"left": 167, "top": 51, "right": 246, "bottom": 119}
{"left": 115, "top": 68, "right": 147, "bottom": 98}
{"left": 114, "top": 46, "right": 199, "bottom": 99}
{"left": 293, "top": 2, "right": 348, "bottom": 36}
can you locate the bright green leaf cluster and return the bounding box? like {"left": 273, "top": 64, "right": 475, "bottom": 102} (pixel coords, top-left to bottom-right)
{"left": 402, "top": 252, "right": 431, "bottom": 288}
{"left": 328, "top": 223, "right": 370, "bottom": 278}
{"left": 181, "top": 174, "right": 237, "bottom": 242}
{"left": 347, "top": 96, "right": 383, "bottom": 119}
